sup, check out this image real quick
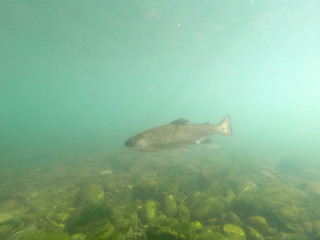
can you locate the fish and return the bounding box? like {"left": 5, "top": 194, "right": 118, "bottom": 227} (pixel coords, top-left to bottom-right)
{"left": 125, "top": 114, "right": 232, "bottom": 151}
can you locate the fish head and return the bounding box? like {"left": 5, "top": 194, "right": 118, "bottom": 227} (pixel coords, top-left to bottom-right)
{"left": 125, "top": 137, "right": 149, "bottom": 151}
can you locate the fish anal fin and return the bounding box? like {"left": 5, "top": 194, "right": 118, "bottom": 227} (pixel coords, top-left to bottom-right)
{"left": 170, "top": 118, "right": 189, "bottom": 124}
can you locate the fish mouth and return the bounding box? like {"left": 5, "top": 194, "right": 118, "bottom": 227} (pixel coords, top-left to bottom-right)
{"left": 125, "top": 139, "right": 147, "bottom": 151}
{"left": 125, "top": 139, "right": 133, "bottom": 147}
{"left": 125, "top": 139, "right": 137, "bottom": 148}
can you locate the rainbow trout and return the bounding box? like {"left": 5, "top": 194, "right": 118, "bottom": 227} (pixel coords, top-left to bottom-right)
{"left": 125, "top": 114, "right": 232, "bottom": 151}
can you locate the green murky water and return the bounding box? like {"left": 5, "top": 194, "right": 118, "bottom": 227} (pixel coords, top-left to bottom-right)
{"left": 1, "top": 1, "right": 320, "bottom": 240}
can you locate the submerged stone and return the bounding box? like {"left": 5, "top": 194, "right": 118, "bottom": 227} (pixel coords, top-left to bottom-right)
{"left": 0, "top": 213, "right": 14, "bottom": 224}
{"left": 179, "top": 203, "right": 190, "bottom": 223}
{"left": 0, "top": 223, "right": 16, "bottom": 240}
{"left": 163, "top": 195, "right": 178, "bottom": 217}
{"left": 192, "top": 197, "right": 226, "bottom": 221}
{"left": 146, "top": 223, "right": 191, "bottom": 240}
{"left": 225, "top": 211, "right": 243, "bottom": 226}
{"left": 223, "top": 224, "right": 246, "bottom": 240}
{"left": 284, "top": 223, "right": 305, "bottom": 234}
{"left": 191, "top": 221, "right": 202, "bottom": 230}
{"left": 65, "top": 202, "right": 112, "bottom": 235}
{"left": 74, "top": 184, "right": 104, "bottom": 207}
{"left": 273, "top": 232, "right": 308, "bottom": 240}
{"left": 301, "top": 221, "right": 313, "bottom": 235}
{"left": 155, "top": 214, "right": 179, "bottom": 227}
{"left": 246, "top": 226, "right": 264, "bottom": 240}
{"left": 14, "top": 229, "right": 73, "bottom": 240}
{"left": 231, "top": 193, "right": 262, "bottom": 220}
{"left": 71, "top": 233, "right": 87, "bottom": 240}
{"left": 247, "top": 216, "right": 270, "bottom": 236}
{"left": 141, "top": 200, "right": 158, "bottom": 225}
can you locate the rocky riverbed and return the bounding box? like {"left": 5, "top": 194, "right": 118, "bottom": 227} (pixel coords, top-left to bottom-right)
{"left": 0, "top": 148, "right": 320, "bottom": 240}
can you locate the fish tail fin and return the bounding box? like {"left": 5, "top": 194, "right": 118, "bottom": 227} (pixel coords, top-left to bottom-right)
{"left": 218, "top": 114, "right": 232, "bottom": 137}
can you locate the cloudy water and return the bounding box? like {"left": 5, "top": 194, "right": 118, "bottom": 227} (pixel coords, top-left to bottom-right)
{"left": 1, "top": 1, "right": 320, "bottom": 239}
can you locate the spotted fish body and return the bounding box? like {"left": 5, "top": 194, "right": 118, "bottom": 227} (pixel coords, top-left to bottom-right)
{"left": 125, "top": 114, "right": 232, "bottom": 151}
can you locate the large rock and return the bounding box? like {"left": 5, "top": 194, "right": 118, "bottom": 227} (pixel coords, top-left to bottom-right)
{"left": 196, "top": 231, "right": 226, "bottom": 240}
{"left": 246, "top": 226, "right": 264, "bottom": 240}
{"left": 191, "top": 196, "right": 226, "bottom": 221}
{"left": 179, "top": 203, "right": 190, "bottom": 224}
{"left": 247, "top": 216, "right": 271, "bottom": 236}
{"left": 284, "top": 223, "right": 305, "bottom": 234}
{"left": 141, "top": 200, "right": 158, "bottom": 225}
{"left": 65, "top": 202, "right": 112, "bottom": 235}
{"left": 163, "top": 195, "right": 178, "bottom": 217}
{"left": 260, "top": 185, "right": 309, "bottom": 226}
{"left": 146, "top": 222, "right": 193, "bottom": 240}
{"left": 74, "top": 184, "right": 104, "bottom": 207}
{"left": 231, "top": 193, "right": 262, "bottom": 220}
{"left": 223, "top": 224, "right": 246, "bottom": 240}
{"left": 225, "top": 211, "right": 243, "bottom": 226}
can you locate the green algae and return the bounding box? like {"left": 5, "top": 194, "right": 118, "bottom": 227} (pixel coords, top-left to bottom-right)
{"left": 66, "top": 202, "right": 113, "bottom": 235}
{"left": 1, "top": 149, "right": 319, "bottom": 240}
{"left": 141, "top": 200, "right": 158, "bottom": 225}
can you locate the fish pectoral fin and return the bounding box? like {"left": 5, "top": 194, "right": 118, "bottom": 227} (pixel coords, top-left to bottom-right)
{"left": 170, "top": 118, "right": 189, "bottom": 124}
{"left": 179, "top": 147, "right": 188, "bottom": 152}
{"left": 196, "top": 137, "right": 212, "bottom": 144}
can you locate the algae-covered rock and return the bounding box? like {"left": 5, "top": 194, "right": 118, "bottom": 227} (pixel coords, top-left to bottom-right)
{"left": 0, "top": 213, "right": 14, "bottom": 224}
{"left": 155, "top": 214, "right": 179, "bottom": 227}
{"left": 15, "top": 229, "right": 74, "bottom": 240}
{"left": 114, "top": 216, "right": 133, "bottom": 233}
{"left": 191, "top": 221, "right": 202, "bottom": 230}
{"left": 0, "top": 223, "right": 16, "bottom": 240}
{"left": 247, "top": 216, "right": 270, "bottom": 236}
{"left": 74, "top": 184, "right": 104, "bottom": 207}
{"left": 179, "top": 203, "right": 190, "bottom": 223}
{"left": 225, "top": 211, "right": 243, "bottom": 226}
{"left": 0, "top": 199, "right": 27, "bottom": 224}
{"left": 272, "top": 205, "right": 308, "bottom": 224}
{"left": 231, "top": 193, "right": 262, "bottom": 220}
{"left": 191, "top": 197, "right": 226, "bottom": 221}
{"left": 94, "top": 222, "right": 116, "bottom": 239}
{"left": 273, "top": 232, "right": 308, "bottom": 240}
{"left": 223, "top": 224, "right": 246, "bottom": 240}
{"left": 196, "top": 231, "right": 225, "bottom": 240}
{"left": 53, "top": 212, "right": 70, "bottom": 224}
{"left": 66, "top": 202, "right": 112, "bottom": 235}
{"left": 284, "top": 223, "right": 305, "bottom": 234}
{"left": 146, "top": 222, "right": 194, "bottom": 240}
{"left": 224, "top": 189, "right": 236, "bottom": 206}
{"left": 301, "top": 221, "right": 313, "bottom": 235}
{"left": 71, "top": 233, "right": 87, "bottom": 240}
{"left": 146, "top": 225, "right": 186, "bottom": 240}
{"left": 141, "top": 200, "right": 157, "bottom": 225}
{"left": 163, "top": 195, "right": 178, "bottom": 217}
{"left": 260, "top": 185, "right": 309, "bottom": 226}
{"left": 246, "top": 226, "right": 264, "bottom": 240}
{"left": 112, "top": 204, "right": 139, "bottom": 234}
{"left": 313, "top": 221, "right": 320, "bottom": 239}
{"left": 171, "top": 222, "right": 195, "bottom": 239}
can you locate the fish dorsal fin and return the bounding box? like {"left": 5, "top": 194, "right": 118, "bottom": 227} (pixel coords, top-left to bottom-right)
{"left": 170, "top": 118, "right": 189, "bottom": 124}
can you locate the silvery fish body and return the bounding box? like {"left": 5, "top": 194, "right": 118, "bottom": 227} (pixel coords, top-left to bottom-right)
{"left": 125, "top": 114, "right": 232, "bottom": 151}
